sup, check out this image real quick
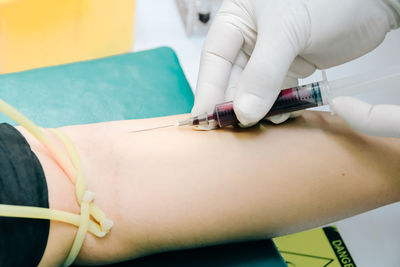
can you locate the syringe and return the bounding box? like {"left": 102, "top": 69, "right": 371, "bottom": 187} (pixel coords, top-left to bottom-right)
{"left": 179, "top": 65, "right": 400, "bottom": 128}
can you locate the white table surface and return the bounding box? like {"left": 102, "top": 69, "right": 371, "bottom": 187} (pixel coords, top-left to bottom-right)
{"left": 133, "top": 1, "right": 400, "bottom": 266}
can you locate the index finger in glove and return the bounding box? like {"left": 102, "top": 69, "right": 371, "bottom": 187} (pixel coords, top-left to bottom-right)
{"left": 192, "top": 3, "right": 244, "bottom": 116}
{"left": 332, "top": 96, "right": 400, "bottom": 138}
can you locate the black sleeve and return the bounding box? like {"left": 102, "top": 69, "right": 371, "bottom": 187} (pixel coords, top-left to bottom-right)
{"left": 0, "top": 123, "right": 50, "bottom": 267}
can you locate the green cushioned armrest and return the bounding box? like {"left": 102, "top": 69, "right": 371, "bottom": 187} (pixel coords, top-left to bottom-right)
{"left": 0, "top": 47, "right": 194, "bottom": 127}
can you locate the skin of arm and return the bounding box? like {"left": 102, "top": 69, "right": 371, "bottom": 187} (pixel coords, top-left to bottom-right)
{"left": 15, "top": 111, "right": 400, "bottom": 266}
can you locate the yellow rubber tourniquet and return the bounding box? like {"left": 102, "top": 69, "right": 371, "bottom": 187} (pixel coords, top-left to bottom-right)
{"left": 0, "top": 99, "right": 112, "bottom": 266}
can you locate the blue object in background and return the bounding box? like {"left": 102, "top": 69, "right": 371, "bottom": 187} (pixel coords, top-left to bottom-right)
{"left": 0, "top": 47, "right": 286, "bottom": 267}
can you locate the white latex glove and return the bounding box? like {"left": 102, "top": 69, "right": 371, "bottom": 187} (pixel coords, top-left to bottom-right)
{"left": 192, "top": 0, "right": 400, "bottom": 127}
{"left": 332, "top": 97, "right": 400, "bottom": 138}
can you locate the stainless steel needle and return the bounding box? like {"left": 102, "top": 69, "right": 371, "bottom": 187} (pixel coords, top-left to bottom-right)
{"left": 130, "top": 124, "right": 176, "bottom": 133}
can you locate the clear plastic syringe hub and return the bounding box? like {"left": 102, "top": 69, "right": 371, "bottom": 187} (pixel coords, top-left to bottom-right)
{"left": 177, "top": 112, "right": 214, "bottom": 126}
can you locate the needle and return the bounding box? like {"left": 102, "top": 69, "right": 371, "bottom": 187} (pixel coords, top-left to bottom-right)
{"left": 130, "top": 124, "right": 176, "bottom": 133}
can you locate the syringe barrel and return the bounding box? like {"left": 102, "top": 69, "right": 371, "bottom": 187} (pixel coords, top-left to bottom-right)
{"left": 214, "top": 81, "right": 328, "bottom": 128}
{"left": 214, "top": 101, "right": 239, "bottom": 127}
{"left": 267, "top": 82, "right": 328, "bottom": 116}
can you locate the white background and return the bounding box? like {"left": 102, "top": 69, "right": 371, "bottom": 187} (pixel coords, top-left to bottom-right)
{"left": 133, "top": 1, "right": 400, "bottom": 266}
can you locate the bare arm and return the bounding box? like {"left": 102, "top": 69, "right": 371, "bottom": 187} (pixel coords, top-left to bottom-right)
{"left": 18, "top": 111, "right": 399, "bottom": 266}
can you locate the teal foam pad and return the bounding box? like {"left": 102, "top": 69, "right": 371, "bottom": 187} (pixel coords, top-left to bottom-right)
{"left": 0, "top": 47, "right": 194, "bottom": 127}
{"left": 0, "top": 47, "right": 285, "bottom": 267}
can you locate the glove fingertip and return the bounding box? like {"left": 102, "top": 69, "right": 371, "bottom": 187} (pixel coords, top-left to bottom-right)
{"left": 289, "top": 110, "right": 304, "bottom": 119}
{"left": 330, "top": 96, "right": 361, "bottom": 116}
{"left": 234, "top": 93, "right": 269, "bottom": 126}
{"left": 267, "top": 113, "right": 291, "bottom": 124}
{"left": 331, "top": 96, "right": 377, "bottom": 135}
{"left": 238, "top": 121, "right": 259, "bottom": 128}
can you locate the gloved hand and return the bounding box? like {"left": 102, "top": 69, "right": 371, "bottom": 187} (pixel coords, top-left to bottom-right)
{"left": 192, "top": 0, "right": 400, "bottom": 127}
{"left": 332, "top": 97, "right": 400, "bottom": 138}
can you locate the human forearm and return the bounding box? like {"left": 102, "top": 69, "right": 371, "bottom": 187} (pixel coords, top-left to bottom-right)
{"left": 107, "top": 111, "right": 399, "bottom": 257}
{"left": 23, "top": 111, "right": 400, "bottom": 266}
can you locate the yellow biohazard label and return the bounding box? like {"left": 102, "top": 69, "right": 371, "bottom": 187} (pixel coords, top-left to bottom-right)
{"left": 273, "top": 226, "right": 356, "bottom": 267}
